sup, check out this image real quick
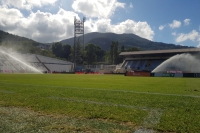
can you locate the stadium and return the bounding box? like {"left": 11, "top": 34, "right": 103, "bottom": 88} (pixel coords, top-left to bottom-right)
{"left": 0, "top": 49, "right": 73, "bottom": 73}
{"left": 1, "top": 47, "right": 200, "bottom": 77}
{"left": 1, "top": 47, "right": 200, "bottom": 132}
{"left": 118, "top": 48, "right": 200, "bottom": 77}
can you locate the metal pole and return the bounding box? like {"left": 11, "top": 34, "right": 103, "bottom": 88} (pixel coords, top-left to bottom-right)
{"left": 73, "top": 16, "right": 85, "bottom": 71}
{"left": 83, "top": 17, "right": 85, "bottom": 49}
{"left": 74, "top": 17, "right": 76, "bottom": 72}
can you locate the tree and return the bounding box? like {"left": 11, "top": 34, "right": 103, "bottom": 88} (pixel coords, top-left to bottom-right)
{"left": 117, "top": 45, "right": 125, "bottom": 63}
{"left": 120, "top": 45, "right": 125, "bottom": 52}
{"left": 109, "top": 41, "right": 119, "bottom": 64}
{"left": 52, "top": 42, "right": 63, "bottom": 57}
{"left": 51, "top": 42, "right": 73, "bottom": 61}
{"left": 62, "top": 44, "right": 71, "bottom": 61}
{"left": 126, "top": 47, "right": 141, "bottom": 52}
{"left": 110, "top": 42, "right": 114, "bottom": 64}
{"left": 95, "top": 45, "right": 105, "bottom": 62}
{"left": 84, "top": 43, "right": 106, "bottom": 65}
{"left": 75, "top": 39, "right": 84, "bottom": 65}
{"left": 85, "top": 43, "right": 97, "bottom": 65}
{"left": 69, "top": 46, "right": 74, "bottom": 62}
{"left": 113, "top": 41, "right": 118, "bottom": 64}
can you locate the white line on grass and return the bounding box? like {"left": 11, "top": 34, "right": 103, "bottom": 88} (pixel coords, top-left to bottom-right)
{"left": 0, "top": 82, "right": 200, "bottom": 98}
{"left": 49, "top": 96, "right": 152, "bottom": 111}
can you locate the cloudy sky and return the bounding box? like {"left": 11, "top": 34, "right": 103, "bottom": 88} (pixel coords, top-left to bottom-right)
{"left": 0, "top": 0, "right": 200, "bottom": 47}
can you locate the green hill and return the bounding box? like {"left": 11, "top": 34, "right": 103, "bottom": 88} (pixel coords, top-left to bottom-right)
{"left": 0, "top": 30, "right": 54, "bottom": 57}
{"left": 0, "top": 30, "right": 43, "bottom": 46}
{"left": 60, "top": 32, "right": 192, "bottom": 51}
{"left": 0, "top": 30, "right": 193, "bottom": 56}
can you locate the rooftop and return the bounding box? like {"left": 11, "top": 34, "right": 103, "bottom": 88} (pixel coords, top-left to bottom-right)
{"left": 119, "top": 48, "right": 200, "bottom": 56}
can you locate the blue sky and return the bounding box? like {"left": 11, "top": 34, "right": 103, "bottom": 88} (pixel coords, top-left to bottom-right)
{"left": 0, "top": 0, "right": 200, "bottom": 47}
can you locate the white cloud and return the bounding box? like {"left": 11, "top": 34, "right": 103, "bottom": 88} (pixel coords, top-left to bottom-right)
{"left": 85, "top": 19, "right": 154, "bottom": 40}
{"left": 113, "top": 20, "right": 154, "bottom": 40}
{"left": 184, "top": 19, "right": 190, "bottom": 25}
{"left": 172, "top": 32, "right": 176, "bottom": 36}
{"left": 176, "top": 30, "right": 199, "bottom": 43}
{"left": 0, "top": 6, "right": 79, "bottom": 43}
{"left": 1, "top": 0, "right": 58, "bottom": 10}
{"left": 0, "top": 6, "right": 154, "bottom": 43}
{"left": 129, "top": 3, "right": 133, "bottom": 8}
{"left": 72, "top": 0, "right": 125, "bottom": 18}
{"left": 159, "top": 25, "right": 165, "bottom": 30}
{"left": 169, "top": 20, "right": 181, "bottom": 29}
{"left": 0, "top": 7, "right": 23, "bottom": 29}
{"left": 25, "top": 9, "right": 79, "bottom": 42}
{"left": 0, "top": 0, "right": 154, "bottom": 43}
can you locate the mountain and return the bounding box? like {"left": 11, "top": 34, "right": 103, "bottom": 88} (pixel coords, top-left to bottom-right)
{"left": 0, "top": 30, "right": 43, "bottom": 46}
{"left": 0, "top": 30, "right": 193, "bottom": 52}
{"left": 0, "top": 30, "right": 54, "bottom": 57}
{"left": 0, "top": 30, "right": 52, "bottom": 51}
{"left": 60, "top": 32, "right": 193, "bottom": 51}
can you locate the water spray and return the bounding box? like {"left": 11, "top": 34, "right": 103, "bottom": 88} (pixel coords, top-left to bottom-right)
{"left": 0, "top": 48, "right": 42, "bottom": 74}
{"left": 152, "top": 53, "right": 200, "bottom": 73}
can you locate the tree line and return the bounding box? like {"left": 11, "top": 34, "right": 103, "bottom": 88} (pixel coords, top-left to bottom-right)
{"left": 51, "top": 41, "right": 141, "bottom": 65}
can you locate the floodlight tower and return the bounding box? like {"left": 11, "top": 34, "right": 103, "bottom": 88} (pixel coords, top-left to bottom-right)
{"left": 83, "top": 17, "right": 86, "bottom": 48}
{"left": 74, "top": 16, "right": 86, "bottom": 72}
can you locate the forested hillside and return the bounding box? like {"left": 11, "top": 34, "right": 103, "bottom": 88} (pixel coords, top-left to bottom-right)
{"left": 60, "top": 32, "right": 192, "bottom": 51}
{"left": 0, "top": 30, "right": 55, "bottom": 58}
{"left": 0, "top": 30, "right": 194, "bottom": 65}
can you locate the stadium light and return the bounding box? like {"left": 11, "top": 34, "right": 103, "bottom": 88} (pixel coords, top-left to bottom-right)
{"left": 74, "top": 16, "right": 85, "bottom": 72}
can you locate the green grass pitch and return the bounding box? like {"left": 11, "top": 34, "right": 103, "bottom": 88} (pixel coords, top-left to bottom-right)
{"left": 0, "top": 74, "right": 200, "bottom": 132}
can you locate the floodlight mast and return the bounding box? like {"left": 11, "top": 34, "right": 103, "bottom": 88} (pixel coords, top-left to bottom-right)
{"left": 83, "top": 17, "right": 86, "bottom": 48}
{"left": 74, "top": 16, "right": 86, "bottom": 72}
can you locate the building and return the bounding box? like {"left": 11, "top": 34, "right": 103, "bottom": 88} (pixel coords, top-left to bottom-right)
{"left": 0, "top": 51, "right": 73, "bottom": 73}
{"left": 119, "top": 48, "right": 200, "bottom": 77}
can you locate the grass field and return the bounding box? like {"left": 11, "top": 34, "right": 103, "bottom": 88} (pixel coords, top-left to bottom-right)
{"left": 0, "top": 74, "right": 200, "bottom": 132}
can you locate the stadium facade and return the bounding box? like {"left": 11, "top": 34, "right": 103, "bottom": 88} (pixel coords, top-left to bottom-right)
{"left": 119, "top": 48, "right": 200, "bottom": 77}
{"left": 0, "top": 52, "right": 73, "bottom": 73}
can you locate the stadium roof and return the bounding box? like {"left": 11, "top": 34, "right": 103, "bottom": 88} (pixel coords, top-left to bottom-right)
{"left": 119, "top": 48, "right": 200, "bottom": 56}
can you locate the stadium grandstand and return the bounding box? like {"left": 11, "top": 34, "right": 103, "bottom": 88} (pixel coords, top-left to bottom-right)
{"left": 0, "top": 51, "right": 73, "bottom": 73}
{"left": 117, "top": 48, "right": 200, "bottom": 77}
